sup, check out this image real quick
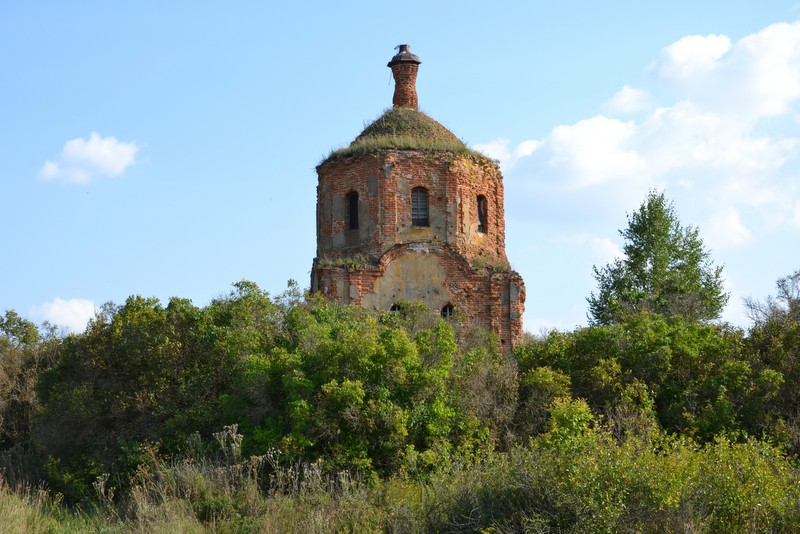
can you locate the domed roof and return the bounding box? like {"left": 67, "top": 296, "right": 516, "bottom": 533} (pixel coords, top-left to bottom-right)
{"left": 354, "top": 107, "right": 464, "bottom": 147}
{"left": 321, "top": 107, "right": 483, "bottom": 164}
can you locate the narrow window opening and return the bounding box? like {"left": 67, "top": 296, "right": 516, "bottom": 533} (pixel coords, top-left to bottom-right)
{"left": 347, "top": 191, "right": 359, "bottom": 230}
{"left": 390, "top": 303, "right": 401, "bottom": 312}
{"left": 411, "top": 187, "right": 429, "bottom": 227}
{"left": 441, "top": 304, "right": 455, "bottom": 318}
{"left": 477, "top": 195, "right": 488, "bottom": 233}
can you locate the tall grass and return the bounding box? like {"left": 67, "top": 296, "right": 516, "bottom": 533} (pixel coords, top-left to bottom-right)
{"left": 2, "top": 428, "right": 800, "bottom": 532}
{"left": 0, "top": 476, "right": 107, "bottom": 534}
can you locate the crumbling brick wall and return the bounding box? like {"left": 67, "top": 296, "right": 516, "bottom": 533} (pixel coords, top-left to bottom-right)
{"left": 316, "top": 150, "right": 509, "bottom": 265}
{"left": 312, "top": 149, "right": 525, "bottom": 351}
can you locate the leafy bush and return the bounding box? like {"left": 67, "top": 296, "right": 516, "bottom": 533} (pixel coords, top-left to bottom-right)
{"left": 515, "top": 312, "right": 763, "bottom": 441}
{"left": 2, "top": 270, "right": 800, "bottom": 530}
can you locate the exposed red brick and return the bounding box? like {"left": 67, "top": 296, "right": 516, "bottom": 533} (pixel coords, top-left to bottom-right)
{"left": 312, "top": 150, "right": 525, "bottom": 351}
{"left": 390, "top": 62, "right": 419, "bottom": 110}
{"left": 310, "top": 46, "right": 526, "bottom": 353}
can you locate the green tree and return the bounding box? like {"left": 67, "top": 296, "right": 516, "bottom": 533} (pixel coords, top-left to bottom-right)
{"left": 515, "top": 312, "right": 753, "bottom": 441}
{"left": 34, "top": 283, "right": 284, "bottom": 501}
{"left": 588, "top": 190, "right": 728, "bottom": 325}
{"left": 0, "top": 311, "right": 59, "bottom": 450}
{"left": 743, "top": 270, "right": 800, "bottom": 453}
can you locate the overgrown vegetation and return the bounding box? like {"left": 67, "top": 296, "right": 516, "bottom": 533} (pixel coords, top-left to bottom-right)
{"left": 470, "top": 254, "right": 511, "bottom": 273}
{"left": 1, "top": 192, "right": 799, "bottom": 532}
{"left": 314, "top": 254, "right": 373, "bottom": 269}
{"left": 2, "top": 392, "right": 799, "bottom": 532}
{"left": 321, "top": 108, "right": 485, "bottom": 163}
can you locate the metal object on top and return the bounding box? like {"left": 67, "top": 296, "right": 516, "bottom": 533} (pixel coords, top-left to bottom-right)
{"left": 387, "top": 44, "right": 421, "bottom": 67}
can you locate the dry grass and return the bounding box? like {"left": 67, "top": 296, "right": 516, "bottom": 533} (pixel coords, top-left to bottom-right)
{"left": 0, "top": 476, "right": 102, "bottom": 534}
{"left": 321, "top": 108, "right": 487, "bottom": 164}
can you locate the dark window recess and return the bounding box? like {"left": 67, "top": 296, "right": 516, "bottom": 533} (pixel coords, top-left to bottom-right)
{"left": 390, "top": 303, "right": 401, "bottom": 312}
{"left": 411, "top": 187, "right": 429, "bottom": 227}
{"left": 441, "top": 304, "right": 455, "bottom": 318}
{"left": 347, "top": 191, "right": 359, "bottom": 230}
{"left": 477, "top": 195, "right": 488, "bottom": 233}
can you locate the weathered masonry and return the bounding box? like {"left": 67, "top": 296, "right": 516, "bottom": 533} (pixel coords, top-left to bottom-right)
{"left": 311, "top": 45, "right": 525, "bottom": 350}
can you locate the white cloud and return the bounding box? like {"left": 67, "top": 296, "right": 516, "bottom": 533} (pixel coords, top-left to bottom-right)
{"left": 655, "top": 34, "right": 731, "bottom": 80}
{"left": 39, "top": 132, "right": 139, "bottom": 185}
{"left": 473, "top": 138, "right": 511, "bottom": 161}
{"left": 640, "top": 101, "right": 797, "bottom": 175}
{"left": 652, "top": 23, "right": 800, "bottom": 119}
{"left": 729, "top": 22, "right": 800, "bottom": 117}
{"left": 705, "top": 206, "right": 753, "bottom": 250}
{"left": 473, "top": 138, "right": 540, "bottom": 170}
{"left": 30, "top": 298, "right": 96, "bottom": 333}
{"left": 589, "top": 237, "right": 622, "bottom": 265}
{"left": 493, "top": 22, "right": 800, "bottom": 239}
{"left": 603, "top": 85, "right": 651, "bottom": 115}
{"left": 548, "top": 116, "right": 646, "bottom": 188}
{"left": 514, "top": 140, "right": 541, "bottom": 160}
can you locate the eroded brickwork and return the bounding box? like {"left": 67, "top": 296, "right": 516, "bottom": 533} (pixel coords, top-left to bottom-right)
{"left": 390, "top": 62, "right": 419, "bottom": 110}
{"left": 311, "top": 245, "right": 525, "bottom": 349}
{"left": 310, "top": 45, "right": 526, "bottom": 352}
{"left": 316, "top": 151, "right": 508, "bottom": 267}
{"left": 313, "top": 148, "right": 525, "bottom": 350}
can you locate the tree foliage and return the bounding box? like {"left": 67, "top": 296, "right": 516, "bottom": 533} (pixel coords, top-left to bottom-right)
{"left": 516, "top": 312, "right": 757, "bottom": 441}
{"left": 22, "top": 286, "right": 518, "bottom": 500}
{"left": 588, "top": 191, "right": 728, "bottom": 325}
{"left": 2, "top": 264, "right": 800, "bottom": 527}
{"left": 743, "top": 270, "right": 800, "bottom": 453}
{"left": 0, "top": 311, "right": 59, "bottom": 451}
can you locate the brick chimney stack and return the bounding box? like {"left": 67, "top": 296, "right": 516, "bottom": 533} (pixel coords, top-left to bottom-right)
{"left": 387, "top": 44, "right": 421, "bottom": 110}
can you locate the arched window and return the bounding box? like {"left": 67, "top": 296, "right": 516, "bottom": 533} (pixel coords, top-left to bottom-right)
{"left": 389, "top": 303, "right": 401, "bottom": 312}
{"left": 411, "top": 187, "right": 429, "bottom": 227}
{"left": 441, "top": 304, "right": 455, "bottom": 318}
{"left": 347, "top": 191, "right": 359, "bottom": 230}
{"left": 477, "top": 195, "right": 488, "bottom": 233}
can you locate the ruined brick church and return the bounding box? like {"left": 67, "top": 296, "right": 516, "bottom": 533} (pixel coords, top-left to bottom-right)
{"left": 311, "top": 45, "right": 525, "bottom": 350}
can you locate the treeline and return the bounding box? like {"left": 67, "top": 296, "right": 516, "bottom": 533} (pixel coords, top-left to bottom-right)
{"left": 0, "top": 271, "right": 799, "bottom": 531}
{"left": 2, "top": 282, "right": 520, "bottom": 499}
{"left": 1, "top": 191, "right": 800, "bottom": 532}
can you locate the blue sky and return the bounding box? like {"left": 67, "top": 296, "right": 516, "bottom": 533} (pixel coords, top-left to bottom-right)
{"left": 2, "top": 1, "right": 799, "bottom": 333}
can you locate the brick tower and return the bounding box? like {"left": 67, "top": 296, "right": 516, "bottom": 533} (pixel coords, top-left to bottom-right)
{"left": 311, "top": 45, "right": 525, "bottom": 350}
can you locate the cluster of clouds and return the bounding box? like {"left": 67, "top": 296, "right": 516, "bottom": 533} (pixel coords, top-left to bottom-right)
{"left": 39, "top": 132, "right": 139, "bottom": 185}
{"left": 474, "top": 21, "right": 800, "bottom": 330}
{"left": 476, "top": 22, "right": 800, "bottom": 249}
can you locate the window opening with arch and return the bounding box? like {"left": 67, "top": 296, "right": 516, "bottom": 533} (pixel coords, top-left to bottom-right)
{"left": 347, "top": 191, "right": 359, "bottom": 230}
{"left": 411, "top": 187, "right": 429, "bottom": 227}
{"left": 389, "top": 303, "right": 401, "bottom": 312}
{"left": 441, "top": 304, "right": 455, "bottom": 318}
{"left": 477, "top": 195, "right": 488, "bottom": 233}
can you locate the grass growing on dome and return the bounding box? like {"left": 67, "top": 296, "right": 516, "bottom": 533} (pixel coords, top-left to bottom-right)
{"left": 356, "top": 107, "right": 464, "bottom": 145}
{"left": 321, "top": 107, "right": 488, "bottom": 164}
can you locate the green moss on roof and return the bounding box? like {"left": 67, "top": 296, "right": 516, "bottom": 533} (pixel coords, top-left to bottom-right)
{"left": 321, "top": 107, "right": 486, "bottom": 164}
{"left": 356, "top": 107, "right": 464, "bottom": 146}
